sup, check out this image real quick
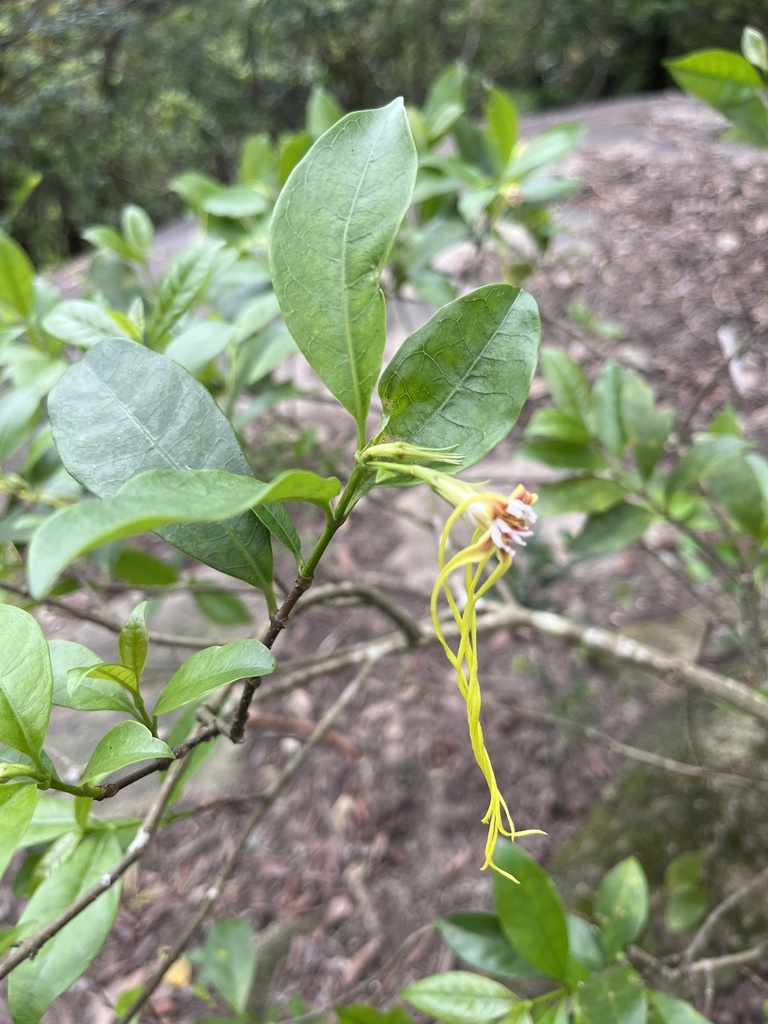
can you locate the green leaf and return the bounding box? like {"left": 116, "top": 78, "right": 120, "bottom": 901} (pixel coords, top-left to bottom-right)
{"left": 113, "top": 547, "right": 180, "bottom": 587}
{"left": 742, "top": 27, "right": 768, "bottom": 73}
{"left": 664, "top": 853, "right": 707, "bottom": 933}
{"left": 650, "top": 991, "right": 712, "bottom": 1024}
{"left": 146, "top": 240, "right": 225, "bottom": 348}
{"left": 158, "top": 321, "right": 234, "bottom": 376}
{"left": 0, "top": 230, "right": 35, "bottom": 318}
{"left": 0, "top": 605, "right": 52, "bottom": 762}
{"left": 379, "top": 284, "right": 539, "bottom": 469}
{"left": 665, "top": 50, "right": 768, "bottom": 145}
{"left": 83, "top": 225, "right": 135, "bottom": 262}
{"left": 492, "top": 841, "right": 569, "bottom": 981}
{"left": 121, "top": 205, "right": 154, "bottom": 262}
{"left": 422, "top": 62, "right": 466, "bottom": 141}
{"left": 119, "top": 602, "right": 149, "bottom": 681}
{"left": 575, "top": 967, "right": 647, "bottom": 1024}
{"left": 199, "top": 918, "right": 258, "bottom": 1014}
{"left": 8, "top": 831, "right": 122, "bottom": 1024}
{"left": 193, "top": 591, "right": 252, "bottom": 626}
{"left": 42, "top": 300, "right": 133, "bottom": 349}
{"left": 153, "top": 638, "right": 276, "bottom": 715}
{"left": 525, "top": 409, "right": 591, "bottom": 445}
{"left": 517, "top": 440, "right": 608, "bottom": 471}
{"left": 594, "top": 857, "right": 648, "bottom": 961}
{"left": 47, "top": 338, "right": 278, "bottom": 596}
{"left": 27, "top": 468, "right": 333, "bottom": 597}
{"left": 306, "top": 85, "right": 344, "bottom": 138}
{"left": 69, "top": 664, "right": 139, "bottom": 703}
{"left": 402, "top": 971, "right": 517, "bottom": 1024}
{"left": 0, "top": 783, "right": 39, "bottom": 883}
{"left": 19, "top": 794, "right": 76, "bottom": 847}
{"left": 620, "top": 372, "right": 673, "bottom": 480}
{"left": 534, "top": 477, "right": 629, "bottom": 516}
{"left": 665, "top": 436, "right": 748, "bottom": 501}
{"left": 80, "top": 721, "right": 173, "bottom": 785}
{"left": 504, "top": 124, "right": 583, "bottom": 180}
{"left": 203, "top": 188, "right": 271, "bottom": 218}
{"left": 593, "top": 362, "right": 626, "bottom": 458}
{"left": 541, "top": 349, "right": 593, "bottom": 430}
{"left": 270, "top": 100, "right": 417, "bottom": 434}
{"left": 535, "top": 1001, "right": 568, "bottom": 1024}
{"left": 49, "top": 640, "right": 135, "bottom": 715}
{"left": 239, "top": 133, "right": 278, "bottom": 189}
{"left": 436, "top": 913, "right": 547, "bottom": 981}
{"left": 0, "top": 386, "right": 42, "bottom": 462}
{"left": 705, "top": 454, "right": 765, "bottom": 537}
{"left": 570, "top": 504, "right": 655, "bottom": 559}
{"left": 567, "top": 914, "right": 605, "bottom": 973}
{"left": 484, "top": 88, "right": 519, "bottom": 173}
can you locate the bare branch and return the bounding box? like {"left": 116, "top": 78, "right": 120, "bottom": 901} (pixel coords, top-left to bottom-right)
{"left": 684, "top": 864, "right": 768, "bottom": 962}
{"left": 115, "top": 660, "right": 375, "bottom": 1024}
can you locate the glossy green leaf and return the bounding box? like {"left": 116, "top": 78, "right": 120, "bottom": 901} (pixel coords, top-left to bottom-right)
{"left": 594, "top": 858, "right": 648, "bottom": 961}
{"left": 504, "top": 124, "right": 582, "bottom": 180}
{"left": 0, "top": 605, "right": 52, "bottom": 762}
{"left": 0, "top": 783, "right": 39, "bottom": 883}
{"left": 492, "top": 841, "right": 569, "bottom": 981}
{"left": 49, "top": 640, "right": 135, "bottom": 715}
{"left": 567, "top": 913, "right": 605, "bottom": 972}
{"left": 593, "top": 362, "right": 626, "bottom": 458}
{"left": 270, "top": 100, "right": 417, "bottom": 433}
{"left": 575, "top": 967, "right": 647, "bottom": 1024}
{"left": 665, "top": 436, "right": 748, "bottom": 500}
{"left": 154, "top": 637, "right": 276, "bottom": 715}
{"left": 379, "top": 284, "right": 539, "bottom": 469}
{"left": 47, "top": 338, "right": 279, "bottom": 595}
{"left": 620, "top": 372, "right": 674, "bottom": 480}
{"left": 239, "top": 133, "right": 278, "bottom": 188}
{"left": 19, "top": 795, "right": 76, "bottom": 847}
{"left": 28, "top": 467, "right": 333, "bottom": 597}
{"left": 80, "top": 721, "right": 173, "bottom": 785}
{"left": 193, "top": 591, "right": 252, "bottom": 626}
{"left": 705, "top": 454, "right": 765, "bottom": 537}
{"left": 535, "top": 1001, "right": 568, "bottom": 1024}
{"left": 203, "top": 188, "right": 271, "bottom": 218}
{"left": 534, "top": 477, "right": 628, "bottom": 516}
{"left": 82, "top": 225, "right": 135, "bottom": 262}
{"left": 8, "top": 831, "right": 122, "bottom": 1024}
{"left": 436, "top": 913, "right": 546, "bottom": 980}
{"left": 665, "top": 50, "right": 768, "bottom": 145}
{"left": 146, "top": 239, "right": 225, "bottom": 348}
{"left": 664, "top": 854, "right": 707, "bottom": 933}
{"left": 0, "top": 230, "right": 35, "bottom": 318}
{"left": 402, "top": 971, "right": 517, "bottom": 1024}
{"left": 485, "top": 88, "right": 518, "bottom": 173}
{"left": 650, "top": 992, "right": 712, "bottom": 1024}
{"left": 200, "top": 918, "right": 257, "bottom": 1013}
{"left": 119, "top": 602, "right": 149, "bottom": 682}
{"left": 570, "top": 504, "right": 655, "bottom": 559}
{"left": 742, "top": 26, "right": 768, "bottom": 73}
{"left": 541, "top": 348, "right": 593, "bottom": 429}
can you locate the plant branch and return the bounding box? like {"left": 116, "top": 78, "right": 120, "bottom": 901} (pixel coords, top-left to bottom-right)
{"left": 0, "top": 755, "right": 188, "bottom": 981}
{"left": 116, "top": 659, "right": 375, "bottom": 1024}
{"left": 293, "top": 581, "right": 422, "bottom": 645}
{"left": 684, "top": 863, "right": 768, "bottom": 962}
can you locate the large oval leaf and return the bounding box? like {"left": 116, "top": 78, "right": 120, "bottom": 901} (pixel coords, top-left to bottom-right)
{"left": 0, "top": 605, "right": 52, "bottom": 762}
{"left": 8, "top": 831, "right": 122, "bottom": 1024}
{"left": 270, "top": 100, "right": 417, "bottom": 433}
{"left": 0, "top": 783, "right": 39, "bottom": 884}
{"left": 402, "top": 971, "right": 517, "bottom": 1024}
{"left": 154, "top": 638, "right": 276, "bottom": 715}
{"left": 80, "top": 721, "right": 174, "bottom": 785}
{"left": 47, "top": 338, "right": 282, "bottom": 595}
{"left": 27, "top": 468, "right": 338, "bottom": 597}
{"left": 492, "top": 841, "right": 569, "bottom": 982}
{"left": 575, "top": 966, "right": 647, "bottom": 1024}
{"left": 378, "top": 284, "right": 539, "bottom": 469}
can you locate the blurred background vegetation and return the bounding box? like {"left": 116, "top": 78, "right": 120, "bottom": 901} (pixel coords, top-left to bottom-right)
{"left": 3, "top": 0, "right": 767, "bottom": 267}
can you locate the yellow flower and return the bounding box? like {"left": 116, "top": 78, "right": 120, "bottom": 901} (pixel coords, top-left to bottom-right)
{"left": 428, "top": 482, "right": 543, "bottom": 879}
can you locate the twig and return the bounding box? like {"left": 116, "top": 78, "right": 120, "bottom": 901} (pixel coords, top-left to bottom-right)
{"left": 292, "top": 581, "right": 423, "bottom": 646}
{"left": 684, "top": 864, "right": 768, "bottom": 962}
{"left": 247, "top": 711, "right": 360, "bottom": 759}
{"left": 494, "top": 699, "right": 768, "bottom": 794}
{"left": 0, "top": 756, "right": 188, "bottom": 980}
{"left": 115, "top": 660, "right": 375, "bottom": 1023}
